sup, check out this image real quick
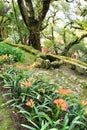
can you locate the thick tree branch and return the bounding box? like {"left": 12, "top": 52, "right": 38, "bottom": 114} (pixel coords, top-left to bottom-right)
{"left": 17, "top": 0, "right": 29, "bottom": 27}
{"left": 71, "top": 25, "right": 84, "bottom": 30}
{"left": 66, "top": 0, "right": 74, "bottom": 2}
{"left": 25, "top": 0, "right": 35, "bottom": 19}
{"left": 17, "top": 0, "right": 38, "bottom": 28}
{"left": 38, "top": 0, "right": 51, "bottom": 23}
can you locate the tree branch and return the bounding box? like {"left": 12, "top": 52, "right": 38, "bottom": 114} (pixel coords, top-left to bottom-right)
{"left": 38, "top": 0, "right": 51, "bottom": 23}
{"left": 66, "top": 0, "right": 74, "bottom": 2}
{"left": 17, "top": 0, "right": 29, "bottom": 27}
{"left": 25, "top": 0, "right": 35, "bottom": 19}
{"left": 62, "top": 33, "right": 87, "bottom": 56}
{"left": 71, "top": 25, "right": 84, "bottom": 30}
{"left": 40, "top": 14, "right": 55, "bottom": 31}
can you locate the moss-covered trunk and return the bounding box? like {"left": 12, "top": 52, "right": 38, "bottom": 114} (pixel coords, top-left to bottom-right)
{"left": 29, "top": 27, "right": 41, "bottom": 51}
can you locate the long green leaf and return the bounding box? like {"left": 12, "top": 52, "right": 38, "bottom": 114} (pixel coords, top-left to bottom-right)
{"left": 62, "top": 113, "right": 69, "bottom": 130}
{"left": 68, "top": 116, "right": 85, "bottom": 130}
{"left": 21, "top": 124, "right": 37, "bottom": 130}
{"left": 39, "top": 112, "right": 52, "bottom": 125}
{"left": 27, "top": 118, "right": 39, "bottom": 129}
{"left": 40, "top": 121, "right": 50, "bottom": 130}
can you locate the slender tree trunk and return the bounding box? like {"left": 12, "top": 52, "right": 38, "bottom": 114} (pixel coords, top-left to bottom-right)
{"left": 12, "top": 0, "right": 24, "bottom": 44}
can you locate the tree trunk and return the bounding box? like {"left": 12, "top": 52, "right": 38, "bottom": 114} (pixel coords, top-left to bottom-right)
{"left": 12, "top": 0, "right": 24, "bottom": 44}
{"left": 62, "top": 33, "right": 87, "bottom": 56}
{"left": 29, "top": 28, "right": 41, "bottom": 51}
{"left": 62, "top": 38, "right": 78, "bottom": 56}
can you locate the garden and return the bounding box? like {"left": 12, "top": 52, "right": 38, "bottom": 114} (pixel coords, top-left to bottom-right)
{"left": 0, "top": 42, "right": 87, "bottom": 130}
{"left": 0, "top": 0, "right": 87, "bottom": 130}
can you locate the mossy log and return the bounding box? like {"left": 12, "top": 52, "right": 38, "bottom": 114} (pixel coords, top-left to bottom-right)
{"left": 39, "top": 53, "right": 87, "bottom": 67}
{"left": 2, "top": 41, "right": 87, "bottom": 74}
{"left": 2, "top": 42, "right": 40, "bottom": 55}
{"left": 39, "top": 53, "right": 87, "bottom": 74}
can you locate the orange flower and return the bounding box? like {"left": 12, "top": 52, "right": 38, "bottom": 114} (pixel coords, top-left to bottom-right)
{"left": 81, "top": 100, "right": 87, "bottom": 106}
{"left": 21, "top": 81, "right": 31, "bottom": 87}
{"left": 7, "top": 64, "right": 12, "bottom": 67}
{"left": 42, "top": 47, "right": 49, "bottom": 53}
{"left": 26, "top": 65, "right": 32, "bottom": 70}
{"left": 16, "top": 65, "right": 23, "bottom": 69}
{"left": 59, "top": 89, "right": 71, "bottom": 95}
{"left": 0, "top": 68, "right": 5, "bottom": 71}
{"left": 3, "top": 55, "right": 8, "bottom": 59}
{"left": 0, "top": 55, "right": 8, "bottom": 60}
{"left": 27, "top": 77, "right": 34, "bottom": 81}
{"left": 26, "top": 99, "right": 35, "bottom": 107}
{"left": 54, "top": 98, "right": 67, "bottom": 111}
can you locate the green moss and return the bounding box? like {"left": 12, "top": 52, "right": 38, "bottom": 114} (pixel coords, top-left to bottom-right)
{"left": 0, "top": 96, "right": 16, "bottom": 130}
{"left": 40, "top": 53, "right": 87, "bottom": 69}
{"left": 83, "top": 89, "right": 87, "bottom": 97}
{"left": 15, "top": 50, "right": 37, "bottom": 66}
{"left": 2, "top": 42, "right": 40, "bottom": 55}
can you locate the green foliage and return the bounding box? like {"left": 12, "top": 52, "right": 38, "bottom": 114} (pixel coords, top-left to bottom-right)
{"left": 82, "top": 82, "right": 87, "bottom": 89}
{"left": 44, "top": 40, "right": 53, "bottom": 48}
{"left": 0, "top": 64, "right": 87, "bottom": 130}
{"left": 0, "top": 54, "right": 14, "bottom": 65}
{"left": 0, "top": 42, "right": 24, "bottom": 61}
{"left": 76, "top": 20, "right": 87, "bottom": 31}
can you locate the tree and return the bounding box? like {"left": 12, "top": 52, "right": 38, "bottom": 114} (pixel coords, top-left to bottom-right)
{"left": 17, "top": 0, "right": 73, "bottom": 51}
{"left": 60, "top": 0, "right": 87, "bottom": 56}
{"left": 62, "top": 33, "right": 87, "bottom": 56}
{"left": 17, "top": 0, "right": 51, "bottom": 50}
{"left": 12, "top": 0, "right": 24, "bottom": 44}
{"left": 0, "top": 0, "right": 11, "bottom": 41}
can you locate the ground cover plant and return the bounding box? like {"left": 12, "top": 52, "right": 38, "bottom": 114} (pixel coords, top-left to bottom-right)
{"left": 0, "top": 42, "right": 24, "bottom": 62}
{"left": 0, "top": 63, "right": 87, "bottom": 130}
{"left": 0, "top": 54, "right": 14, "bottom": 65}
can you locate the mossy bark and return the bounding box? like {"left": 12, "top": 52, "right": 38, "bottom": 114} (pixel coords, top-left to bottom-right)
{"left": 29, "top": 27, "right": 41, "bottom": 51}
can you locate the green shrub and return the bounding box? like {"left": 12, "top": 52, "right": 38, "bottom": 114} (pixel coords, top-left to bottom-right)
{"left": 0, "top": 43, "right": 24, "bottom": 61}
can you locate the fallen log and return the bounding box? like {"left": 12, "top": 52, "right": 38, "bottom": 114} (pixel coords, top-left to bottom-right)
{"left": 35, "top": 53, "right": 87, "bottom": 75}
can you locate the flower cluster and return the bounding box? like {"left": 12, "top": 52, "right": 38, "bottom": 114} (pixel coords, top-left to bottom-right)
{"left": 0, "top": 67, "right": 5, "bottom": 71}
{"left": 26, "top": 99, "right": 35, "bottom": 107}
{"left": 27, "top": 77, "right": 34, "bottom": 82}
{"left": 16, "top": 65, "right": 24, "bottom": 69}
{"left": 81, "top": 100, "right": 87, "bottom": 106}
{"left": 20, "top": 77, "right": 35, "bottom": 87}
{"left": 59, "top": 88, "right": 71, "bottom": 95}
{"left": 7, "top": 64, "right": 12, "bottom": 67}
{"left": 26, "top": 65, "right": 32, "bottom": 70}
{"left": 20, "top": 81, "right": 31, "bottom": 87}
{"left": 54, "top": 98, "right": 67, "bottom": 111}
{"left": 53, "top": 89, "right": 72, "bottom": 111}
{"left": 0, "top": 55, "right": 8, "bottom": 61}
